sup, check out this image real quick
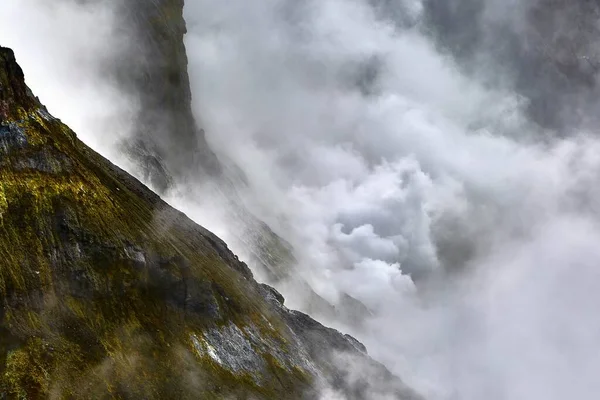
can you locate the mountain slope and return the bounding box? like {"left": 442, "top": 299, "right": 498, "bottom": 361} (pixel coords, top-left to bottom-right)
{"left": 0, "top": 47, "right": 420, "bottom": 400}
{"left": 102, "top": 0, "right": 344, "bottom": 319}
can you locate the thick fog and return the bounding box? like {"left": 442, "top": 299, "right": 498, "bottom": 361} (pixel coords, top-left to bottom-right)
{"left": 3, "top": 0, "right": 600, "bottom": 399}
{"left": 183, "top": 1, "right": 600, "bottom": 398}
{"left": 0, "top": 0, "right": 138, "bottom": 157}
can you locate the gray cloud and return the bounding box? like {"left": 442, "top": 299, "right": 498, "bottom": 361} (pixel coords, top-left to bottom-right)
{"left": 182, "top": 0, "right": 600, "bottom": 398}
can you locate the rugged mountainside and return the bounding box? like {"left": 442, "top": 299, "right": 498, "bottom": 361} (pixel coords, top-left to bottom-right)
{"left": 97, "top": 0, "right": 356, "bottom": 321}
{"left": 0, "top": 47, "right": 420, "bottom": 399}
{"left": 112, "top": 0, "right": 221, "bottom": 192}
{"left": 106, "top": 0, "right": 293, "bottom": 277}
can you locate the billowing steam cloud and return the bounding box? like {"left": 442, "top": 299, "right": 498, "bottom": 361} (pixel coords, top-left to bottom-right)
{"left": 4, "top": 0, "right": 600, "bottom": 399}
{"left": 183, "top": 0, "right": 600, "bottom": 399}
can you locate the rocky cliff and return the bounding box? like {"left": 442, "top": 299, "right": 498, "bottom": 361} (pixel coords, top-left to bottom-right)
{"left": 0, "top": 47, "right": 420, "bottom": 399}
{"left": 100, "top": 0, "right": 347, "bottom": 319}
{"left": 103, "top": 0, "right": 291, "bottom": 277}
{"left": 107, "top": 0, "right": 220, "bottom": 192}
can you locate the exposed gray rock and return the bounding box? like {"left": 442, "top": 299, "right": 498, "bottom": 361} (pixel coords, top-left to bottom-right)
{"left": 259, "top": 283, "right": 285, "bottom": 305}
{"left": 0, "top": 122, "right": 27, "bottom": 153}
{"left": 195, "top": 323, "right": 268, "bottom": 383}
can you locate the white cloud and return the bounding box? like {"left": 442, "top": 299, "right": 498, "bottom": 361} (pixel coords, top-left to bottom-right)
{"left": 5, "top": 0, "right": 600, "bottom": 399}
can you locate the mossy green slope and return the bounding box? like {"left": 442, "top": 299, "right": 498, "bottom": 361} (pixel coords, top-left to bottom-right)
{"left": 0, "top": 47, "right": 292, "bottom": 399}
{"left": 0, "top": 45, "right": 321, "bottom": 399}
{"left": 0, "top": 47, "right": 421, "bottom": 400}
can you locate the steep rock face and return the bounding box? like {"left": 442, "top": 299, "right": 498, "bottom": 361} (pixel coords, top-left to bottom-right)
{"left": 95, "top": 0, "right": 292, "bottom": 274}
{"left": 109, "top": 0, "right": 220, "bottom": 191}
{"left": 70, "top": 0, "right": 372, "bottom": 341}
{"left": 102, "top": 0, "right": 341, "bottom": 316}
{"left": 0, "top": 47, "right": 420, "bottom": 400}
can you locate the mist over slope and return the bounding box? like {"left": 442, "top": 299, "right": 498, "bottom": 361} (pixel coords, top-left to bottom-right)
{"left": 183, "top": 0, "right": 600, "bottom": 398}
{"left": 0, "top": 43, "right": 422, "bottom": 399}
{"left": 3, "top": 0, "right": 600, "bottom": 399}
